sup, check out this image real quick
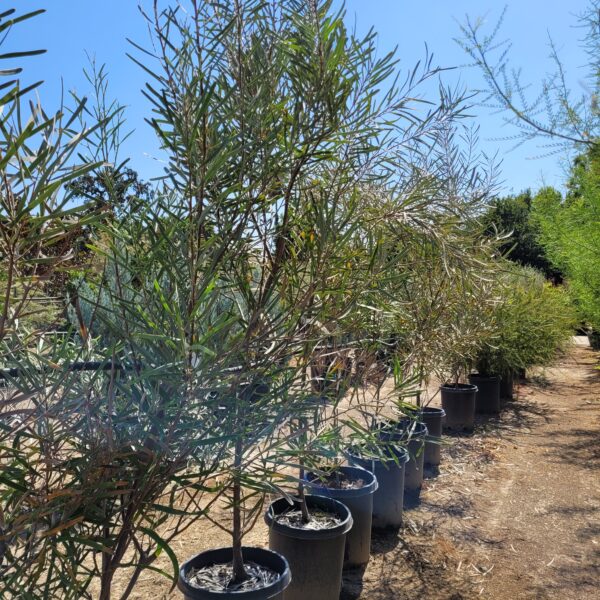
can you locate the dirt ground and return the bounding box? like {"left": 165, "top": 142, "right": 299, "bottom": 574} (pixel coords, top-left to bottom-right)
{"left": 120, "top": 338, "right": 600, "bottom": 599}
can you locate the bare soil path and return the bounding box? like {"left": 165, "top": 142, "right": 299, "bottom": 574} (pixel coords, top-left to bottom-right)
{"left": 120, "top": 340, "right": 600, "bottom": 599}
{"left": 399, "top": 337, "right": 600, "bottom": 600}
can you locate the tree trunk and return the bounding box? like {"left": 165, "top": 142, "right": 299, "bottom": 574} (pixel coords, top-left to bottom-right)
{"left": 231, "top": 436, "right": 248, "bottom": 585}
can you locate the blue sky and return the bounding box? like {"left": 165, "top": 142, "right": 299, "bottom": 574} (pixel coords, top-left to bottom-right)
{"left": 11, "top": 0, "right": 590, "bottom": 195}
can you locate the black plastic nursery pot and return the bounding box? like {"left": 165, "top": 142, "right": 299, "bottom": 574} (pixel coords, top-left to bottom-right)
{"left": 588, "top": 332, "right": 600, "bottom": 351}
{"left": 178, "top": 546, "right": 291, "bottom": 600}
{"left": 469, "top": 373, "right": 501, "bottom": 414}
{"left": 303, "top": 465, "right": 378, "bottom": 568}
{"left": 440, "top": 383, "right": 477, "bottom": 432}
{"left": 420, "top": 407, "right": 445, "bottom": 467}
{"left": 377, "top": 419, "right": 428, "bottom": 501}
{"left": 265, "top": 495, "right": 352, "bottom": 600}
{"left": 347, "top": 445, "right": 409, "bottom": 529}
{"left": 500, "top": 371, "right": 514, "bottom": 402}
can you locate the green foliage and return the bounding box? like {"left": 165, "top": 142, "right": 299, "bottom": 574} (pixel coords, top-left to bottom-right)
{"left": 475, "top": 267, "right": 576, "bottom": 376}
{"left": 0, "top": 2, "right": 560, "bottom": 599}
{"left": 532, "top": 147, "right": 600, "bottom": 329}
{"left": 458, "top": 2, "right": 600, "bottom": 150}
{"left": 0, "top": 7, "right": 105, "bottom": 348}
{"left": 481, "top": 191, "right": 561, "bottom": 280}
{"left": 5, "top": 1, "right": 482, "bottom": 595}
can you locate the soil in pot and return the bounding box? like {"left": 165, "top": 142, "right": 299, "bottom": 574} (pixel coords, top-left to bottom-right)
{"left": 347, "top": 445, "right": 409, "bottom": 529}
{"left": 420, "top": 407, "right": 445, "bottom": 468}
{"left": 265, "top": 495, "right": 352, "bottom": 600}
{"left": 303, "top": 465, "right": 378, "bottom": 568}
{"left": 469, "top": 373, "right": 501, "bottom": 414}
{"left": 440, "top": 383, "right": 477, "bottom": 432}
{"left": 178, "top": 546, "right": 291, "bottom": 600}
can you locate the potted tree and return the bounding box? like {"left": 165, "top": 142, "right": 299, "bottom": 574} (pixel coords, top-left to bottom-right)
{"left": 438, "top": 284, "right": 495, "bottom": 432}
{"left": 471, "top": 265, "right": 577, "bottom": 409}
{"left": 134, "top": 1, "right": 391, "bottom": 597}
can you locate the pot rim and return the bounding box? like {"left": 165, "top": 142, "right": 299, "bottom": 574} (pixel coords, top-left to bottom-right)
{"left": 469, "top": 373, "right": 501, "bottom": 382}
{"left": 303, "top": 465, "right": 379, "bottom": 498}
{"left": 346, "top": 443, "right": 410, "bottom": 465}
{"left": 420, "top": 406, "right": 446, "bottom": 417}
{"left": 440, "top": 382, "right": 478, "bottom": 393}
{"left": 264, "top": 495, "right": 353, "bottom": 540}
{"left": 376, "top": 418, "right": 428, "bottom": 441}
{"left": 178, "top": 546, "right": 291, "bottom": 599}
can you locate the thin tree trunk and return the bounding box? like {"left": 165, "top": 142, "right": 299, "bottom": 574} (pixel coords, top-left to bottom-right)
{"left": 231, "top": 436, "right": 247, "bottom": 585}
{"left": 298, "top": 476, "right": 311, "bottom": 524}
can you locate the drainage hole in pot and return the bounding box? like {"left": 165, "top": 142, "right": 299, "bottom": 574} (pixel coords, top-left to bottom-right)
{"left": 275, "top": 508, "right": 342, "bottom": 530}
{"left": 187, "top": 561, "right": 279, "bottom": 593}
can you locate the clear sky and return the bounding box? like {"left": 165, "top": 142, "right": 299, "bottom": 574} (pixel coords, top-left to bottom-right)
{"left": 11, "top": 0, "right": 591, "bottom": 195}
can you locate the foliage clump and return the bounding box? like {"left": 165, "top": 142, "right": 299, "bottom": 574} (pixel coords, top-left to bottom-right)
{"left": 475, "top": 267, "right": 576, "bottom": 377}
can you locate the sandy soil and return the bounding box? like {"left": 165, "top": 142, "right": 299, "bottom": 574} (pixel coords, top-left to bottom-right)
{"left": 114, "top": 338, "right": 600, "bottom": 599}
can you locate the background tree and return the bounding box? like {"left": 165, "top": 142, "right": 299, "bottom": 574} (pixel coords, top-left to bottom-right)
{"left": 459, "top": 1, "right": 600, "bottom": 331}
{"left": 66, "top": 167, "right": 154, "bottom": 216}
{"left": 458, "top": 2, "right": 600, "bottom": 150}
{"left": 481, "top": 190, "right": 562, "bottom": 281}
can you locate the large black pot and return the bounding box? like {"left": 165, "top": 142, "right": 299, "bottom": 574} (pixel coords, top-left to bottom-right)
{"left": 588, "top": 332, "right": 600, "bottom": 350}
{"left": 377, "top": 419, "right": 427, "bottom": 502}
{"left": 303, "top": 465, "right": 378, "bottom": 568}
{"left": 440, "top": 383, "right": 477, "bottom": 432}
{"left": 500, "top": 371, "right": 514, "bottom": 402}
{"left": 469, "top": 374, "right": 501, "bottom": 414}
{"left": 347, "top": 445, "right": 409, "bottom": 529}
{"left": 420, "top": 407, "right": 445, "bottom": 467}
{"left": 265, "top": 495, "right": 352, "bottom": 600}
{"left": 178, "top": 547, "right": 291, "bottom": 599}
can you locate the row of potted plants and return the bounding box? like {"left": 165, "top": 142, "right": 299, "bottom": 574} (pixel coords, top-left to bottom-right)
{"left": 180, "top": 330, "right": 548, "bottom": 600}
{"left": 0, "top": 3, "right": 576, "bottom": 599}
{"left": 177, "top": 399, "right": 436, "bottom": 599}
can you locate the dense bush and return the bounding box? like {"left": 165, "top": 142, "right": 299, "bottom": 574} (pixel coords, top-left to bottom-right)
{"left": 475, "top": 267, "right": 576, "bottom": 377}
{"left": 533, "top": 148, "right": 600, "bottom": 331}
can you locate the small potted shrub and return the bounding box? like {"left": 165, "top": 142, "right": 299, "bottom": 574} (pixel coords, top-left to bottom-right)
{"left": 440, "top": 361, "right": 479, "bottom": 432}
{"left": 375, "top": 416, "right": 428, "bottom": 504}
{"left": 265, "top": 364, "right": 357, "bottom": 597}
{"left": 435, "top": 277, "right": 497, "bottom": 432}
{"left": 264, "top": 493, "right": 353, "bottom": 600}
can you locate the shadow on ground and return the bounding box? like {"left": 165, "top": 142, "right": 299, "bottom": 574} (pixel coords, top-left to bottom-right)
{"left": 541, "top": 427, "right": 600, "bottom": 468}
{"left": 341, "top": 527, "right": 474, "bottom": 600}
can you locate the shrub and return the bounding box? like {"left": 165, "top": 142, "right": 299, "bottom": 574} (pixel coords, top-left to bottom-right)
{"left": 475, "top": 266, "right": 576, "bottom": 376}
{"left": 532, "top": 149, "right": 600, "bottom": 331}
